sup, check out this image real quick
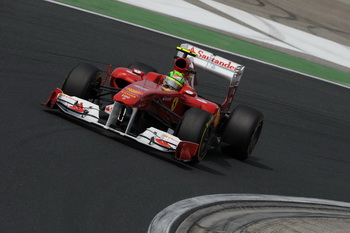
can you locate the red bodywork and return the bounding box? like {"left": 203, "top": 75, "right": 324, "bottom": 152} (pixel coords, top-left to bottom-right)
{"left": 109, "top": 67, "right": 220, "bottom": 126}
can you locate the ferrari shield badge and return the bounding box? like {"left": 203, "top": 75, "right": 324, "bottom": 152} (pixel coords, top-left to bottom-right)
{"left": 171, "top": 97, "right": 179, "bottom": 111}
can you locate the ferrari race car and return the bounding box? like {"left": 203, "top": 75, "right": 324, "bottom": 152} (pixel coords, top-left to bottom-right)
{"left": 45, "top": 43, "right": 263, "bottom": 163}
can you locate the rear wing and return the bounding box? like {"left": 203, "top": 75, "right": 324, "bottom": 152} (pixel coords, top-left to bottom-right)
{"left": 177, "top": 43, "right": 245, "bottom": 87}
{"left": 177, "top": 43, "right": 245, "bottom": 113}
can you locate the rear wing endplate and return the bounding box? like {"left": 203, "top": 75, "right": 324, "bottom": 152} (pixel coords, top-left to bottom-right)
{"left": 177, "top": 43, "right": 245, "bottom": 86}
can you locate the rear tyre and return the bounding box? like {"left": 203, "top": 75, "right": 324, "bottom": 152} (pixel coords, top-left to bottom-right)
{"left": 127, "top": 62, "right": 158, "bottom": 74}
{"left": 61, "top": 62, "right": 102, "bottom": 100}
{"left": 221, "top": 105, "right": 263, "bottom": 161}
{"left": 176, "top": 108, "right": 214, "bottom": 164}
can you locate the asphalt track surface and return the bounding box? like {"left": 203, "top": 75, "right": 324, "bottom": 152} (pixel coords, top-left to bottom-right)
{"left": 1, "top": 1, "right": 350, "bottom": 233}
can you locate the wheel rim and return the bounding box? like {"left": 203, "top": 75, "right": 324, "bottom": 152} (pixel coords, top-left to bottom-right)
{"left": 197, "top": 125, "right": 212, "bottom": 161}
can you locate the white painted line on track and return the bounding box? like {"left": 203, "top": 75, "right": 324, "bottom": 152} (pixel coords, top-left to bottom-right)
{"left": 118, "top": 0, "right": 304, "bottom": 52}
{"left": 198, "top": 0, "right": 350, "bottom": 68}
{"left": 44, "top": 0, "right": 350, "bottom": 89}
{"left": 119, "top": 0, "right": 350, "bottom": 69}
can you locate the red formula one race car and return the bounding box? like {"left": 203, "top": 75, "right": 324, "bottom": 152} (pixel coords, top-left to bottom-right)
{"left": 45, "top": 43, "right": 263, "bottom": 163}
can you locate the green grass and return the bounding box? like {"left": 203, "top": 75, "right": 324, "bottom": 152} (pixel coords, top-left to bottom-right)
{"left": 55, "top": 0, "right": 350, "bottom": 86}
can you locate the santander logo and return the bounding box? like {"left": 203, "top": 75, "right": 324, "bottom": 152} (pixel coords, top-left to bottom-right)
{"left": 190, "top": 47, "right": 237, "bottom": 71}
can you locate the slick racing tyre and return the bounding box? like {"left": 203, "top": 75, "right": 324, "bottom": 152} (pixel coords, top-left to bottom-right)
{"left": 127, "top": 62, "right": 158, "bottom": 74}
{"left": 61, "top": 62, "right": 102, "bottom": 100}
{"left": 221, "top": 105, "right": 264, "bottom": 161}
{"left": 176, "top": 108, "right": 214, "bottom": 164}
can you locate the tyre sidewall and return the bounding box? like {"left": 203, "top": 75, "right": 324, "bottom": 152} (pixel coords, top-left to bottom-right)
{"left": 222, "top": 105, "right": 263, "bottom": 160}
{"left": 176, "top": 108, "right": 214, "bottom": 163}
{"left": 62, "top": 62, "right": 101, "bottom": 100}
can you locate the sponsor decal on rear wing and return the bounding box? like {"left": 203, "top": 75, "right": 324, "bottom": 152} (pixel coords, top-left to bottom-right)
{"left": 177, "top": 43, "right": 245, "bottom": 86}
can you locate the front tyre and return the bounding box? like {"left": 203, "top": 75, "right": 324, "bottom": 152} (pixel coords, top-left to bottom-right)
{"left": 61, "top": 62, "right": 102, "bottom": 100}
{"left": 221, "top": 105, "right": 264, "bottom": 161}
{"left": 176, "top": 108, "right": 214, "bottom": 164}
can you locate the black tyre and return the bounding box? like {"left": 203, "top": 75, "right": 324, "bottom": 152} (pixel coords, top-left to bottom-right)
{"left": 61, "top": 62, "right": 102, "bottom": 100}
{"left": 127, "top": 62, "right": 158, "bottom": 74}
{"left": 176, "top": 108, "right": 214, "bottom": 163}
{"left": 221, "top": 105, "right": 264, "bottom": 160}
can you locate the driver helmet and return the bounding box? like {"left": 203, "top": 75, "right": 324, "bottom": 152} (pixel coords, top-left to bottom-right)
{"left": 162, "top": 70, "right": 185, "bottom": 91}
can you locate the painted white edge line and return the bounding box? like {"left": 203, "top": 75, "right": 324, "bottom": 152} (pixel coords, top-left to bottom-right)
{"left": 147, "top": 193, "right": 350, "bottom": 233}
{"left": 44, "top": 0, "right": 350, "bottom": 90}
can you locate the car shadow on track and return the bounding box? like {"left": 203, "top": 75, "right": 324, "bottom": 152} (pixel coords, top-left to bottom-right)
{"left": 43, "top": 109, "right": 195, "bottom": 170}
{"left": 204, "top": 149, "right": 273, "bottom": 172}
{"left": 244, "top": 157, "right": 273, "bottom": 171}
{"left": 43, "top": 109, "right": 272, "bottom": 174}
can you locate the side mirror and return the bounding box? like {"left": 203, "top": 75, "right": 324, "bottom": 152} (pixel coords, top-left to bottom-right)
{"left": 184, "top": 89, "right": 196, "bottom": 97}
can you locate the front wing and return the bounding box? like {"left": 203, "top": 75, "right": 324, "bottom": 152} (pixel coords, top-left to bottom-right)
{"left": 45, "top": 89, "right": 198, "bottom": 161}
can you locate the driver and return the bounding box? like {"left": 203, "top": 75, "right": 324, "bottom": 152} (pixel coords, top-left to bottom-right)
{"left": 161, "top": 70, "right": 185, "bottom": 91}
